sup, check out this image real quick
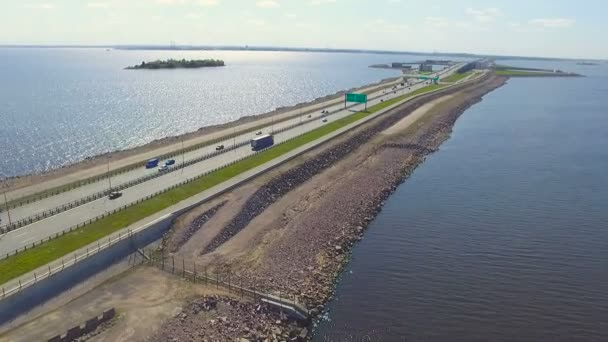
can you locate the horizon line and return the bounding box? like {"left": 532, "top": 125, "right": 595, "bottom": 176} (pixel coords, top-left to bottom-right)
{"left": 0, "top": 44, "right": 603, "bottom": 62}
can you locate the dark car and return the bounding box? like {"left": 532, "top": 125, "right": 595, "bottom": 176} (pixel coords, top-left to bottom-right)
{"left": 108, "top": 191, "right": 122, "bottom": 200}
{"left": 216, "top": 144, "right": 225, "bottom": 151}
{"left": 165, "top": 159, "right": 176, "bottom": 166}
{"left": 256, "top": 131, "right": 263, "bottom": 135}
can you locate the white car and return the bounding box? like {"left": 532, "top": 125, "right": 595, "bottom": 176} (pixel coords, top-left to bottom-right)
{"left": 158, "top": 165, "right": 168, "bottom": 172}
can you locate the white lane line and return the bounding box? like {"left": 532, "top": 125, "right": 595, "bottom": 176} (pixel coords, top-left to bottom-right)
{"left": 13, "top": 231, "right": 29, "bottom": 238}
{"left": 21, "top": 237, "right": 36, "bottom": 244}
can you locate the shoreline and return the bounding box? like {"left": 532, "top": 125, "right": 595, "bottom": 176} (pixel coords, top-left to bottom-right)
{"left": 146, "top": 73, "right": 507, "bottom": 339}
{"left": 4, "top": 75, "right": 400, "bottom": 198}
{"left": 0, "top": 73, "right": 507, "bottom": 341}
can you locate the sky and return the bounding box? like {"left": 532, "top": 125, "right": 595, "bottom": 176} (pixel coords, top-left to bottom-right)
{"left": 0, "top": 0, "right": 606, "bottom": 59}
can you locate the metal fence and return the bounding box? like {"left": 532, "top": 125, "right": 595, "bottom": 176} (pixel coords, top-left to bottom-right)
{"left": 139, "top": 249, "right": 310, "bottom": 320}
{"left": 0, "top": 228, "right": 139, "bottom": 300}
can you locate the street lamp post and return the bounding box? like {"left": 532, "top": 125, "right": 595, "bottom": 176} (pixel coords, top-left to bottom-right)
{"left": 107, "top": 156, "right": 112, "bottom": 192}
{"left": 181, "top": 136, "right": 185, "bottom": 175}
{"left": 2, "top": 181, "right": 12, "bottom": 226}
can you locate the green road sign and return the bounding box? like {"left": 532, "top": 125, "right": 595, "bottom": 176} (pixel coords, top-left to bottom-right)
{"left": 345, "top": 93, "right": 368, "bottom": 104}
{"left": 418, "top": 76, "right": 439, "bottom": 81}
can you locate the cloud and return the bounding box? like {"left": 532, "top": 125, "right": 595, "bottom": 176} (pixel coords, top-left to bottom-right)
{"left": 424, "top": 16, "right": 449, "bottom": 28}
{"left": 87, "top": 2, "right": 109, "bottom": 8}
{"left": 256, "top": 0, "right": 279, "bottom": 8}
{"left": 247, "top": 19, "right": 266, "bottom": 26}
{"left": 465, "top": 7, "right": 500, "bottom": 23}
{"left": 185, "top": 13, "right": 201, "bottom": 19}
{"left": 529, "top": 18, "right": 575, "bottom": 28}
{"left": 155, "top": 0, "right": 187, "bottom": 5}
{"left": 23, "top": 3, "right": 55, "bottom": 10}
{"left": 309, "top": 0, "right": 336, "bottom": 5}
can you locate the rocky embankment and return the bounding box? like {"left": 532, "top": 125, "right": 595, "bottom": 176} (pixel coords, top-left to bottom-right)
{"left": 161, "top": 201, "right": 227, "bottom": 253}
{"left": 149, "top": 295, "right": 308, "bottom": 342}
{"left": 218, "top": 75, "right": 507, "bottom": 309}
{"left": 152, "top": 75, "right": 507, "bottom": 341}
{"left": 203, "top": 74, "right": 498, "bottom": 255}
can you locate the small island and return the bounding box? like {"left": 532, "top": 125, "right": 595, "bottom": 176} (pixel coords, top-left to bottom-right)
{"left": 125, "top": 59, "right": 225, "bottom": 70}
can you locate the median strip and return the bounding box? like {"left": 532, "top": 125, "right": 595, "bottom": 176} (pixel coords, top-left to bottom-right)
{"left": 442, "top": 71, "right": 473, "bottom": 83}
{"left": 0, "top": 84, "right": 444, "bottom": 285}
{"left": 2, "top": 80, "right": 403, "bottom": 211}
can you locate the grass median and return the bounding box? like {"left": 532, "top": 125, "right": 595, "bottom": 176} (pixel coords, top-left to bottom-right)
{"left": 0, "top": 84, "right": 444, "bottom": 285}
{"left": 495, "top": 69, "right": 553, "bottom": 76}
{"left": 442, "top": 71, "right": 473, "bottom": 83}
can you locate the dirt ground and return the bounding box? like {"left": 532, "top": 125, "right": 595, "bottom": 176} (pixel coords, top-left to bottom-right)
{"left": 0, "top": 266, "right": 231, "bottom": 342}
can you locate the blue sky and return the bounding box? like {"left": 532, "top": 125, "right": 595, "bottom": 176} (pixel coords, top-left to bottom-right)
{"left": 1, "top": 0, "right": 605, "bottom": 59}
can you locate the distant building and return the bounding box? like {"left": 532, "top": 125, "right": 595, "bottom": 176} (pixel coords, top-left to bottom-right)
{"left": 424, "top": 59, "right": 452, "bottom": 65}
{"left": 474, "top": 60, "right": 491, "bottom": 69}
{"left": 419, "top": 63, "right": 433, "bottom": 72}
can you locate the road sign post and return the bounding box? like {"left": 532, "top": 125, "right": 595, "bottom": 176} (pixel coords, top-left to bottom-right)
{"left": 345, "top": 93, "right": 368, "bottom": 111}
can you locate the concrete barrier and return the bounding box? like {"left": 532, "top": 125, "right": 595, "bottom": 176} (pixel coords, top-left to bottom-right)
{"left": 46, "top": 308, "right": 115, "bottom": 342}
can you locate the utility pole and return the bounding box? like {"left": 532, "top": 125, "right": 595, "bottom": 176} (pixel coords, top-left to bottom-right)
{"left": 271, "top": 114, "right": 275, "bottom": 134}
{"left": 107, "top": 156, "right": 112, "bottom": 192}
{"left": 181, "top": 136, "right": 185, "bottom": 175}
{"left": 233, "top": 126, "right": 236, "bottom": 151}
{"left": 2, "top": 186, "right": 12, "bottom": 226}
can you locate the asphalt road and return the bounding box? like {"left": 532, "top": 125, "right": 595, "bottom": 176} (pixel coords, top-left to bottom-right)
{"left": 0, "top": 64, "right": 464, "bottom": 254}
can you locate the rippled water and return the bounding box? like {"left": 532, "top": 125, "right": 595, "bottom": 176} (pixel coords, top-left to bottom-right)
{"left": 0, "top": 48, "right": 458, "bottom": 178}
{"left": 314, "top": 61, "right": 608, "bottom": 341}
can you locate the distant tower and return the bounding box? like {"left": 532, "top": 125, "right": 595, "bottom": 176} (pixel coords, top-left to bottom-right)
{"left": 170, "top": 40, "right": 176, "bottom": 49}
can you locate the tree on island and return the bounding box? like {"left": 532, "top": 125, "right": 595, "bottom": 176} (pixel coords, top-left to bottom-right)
{"left": 126, "top": 59, "right": 225, "bottom": 69}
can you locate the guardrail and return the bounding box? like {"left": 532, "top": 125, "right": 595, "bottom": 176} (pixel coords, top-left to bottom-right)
{"left": 0, "top": 78, "right": 409, "bottom": 212}
{"left": 0, "top": 78, "right": 435, "bottom": 233}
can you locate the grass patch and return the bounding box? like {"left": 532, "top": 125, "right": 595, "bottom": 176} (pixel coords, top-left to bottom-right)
{"left": 495, "top": 69, "right": 554, "bottom": 77}
{"left": 0, "top": 84, "right": 443, "bottom": 285}
{"left": 442, "top": 71, "right": 473, "bottom": 83}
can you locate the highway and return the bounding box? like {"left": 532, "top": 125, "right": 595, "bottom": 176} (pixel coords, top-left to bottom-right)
{"left": 0, "top": 64, "right": 464, "bottom": 254}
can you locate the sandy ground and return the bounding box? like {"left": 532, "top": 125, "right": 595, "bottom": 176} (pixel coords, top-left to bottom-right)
{"left": 4, "top": 77, "right": 400, "bottom": 201}
{"left": 0, "top": 266, "right": 230, "bottom": 342}
{"left": 383, "top": 94, "right": 455, "bottom": 135}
